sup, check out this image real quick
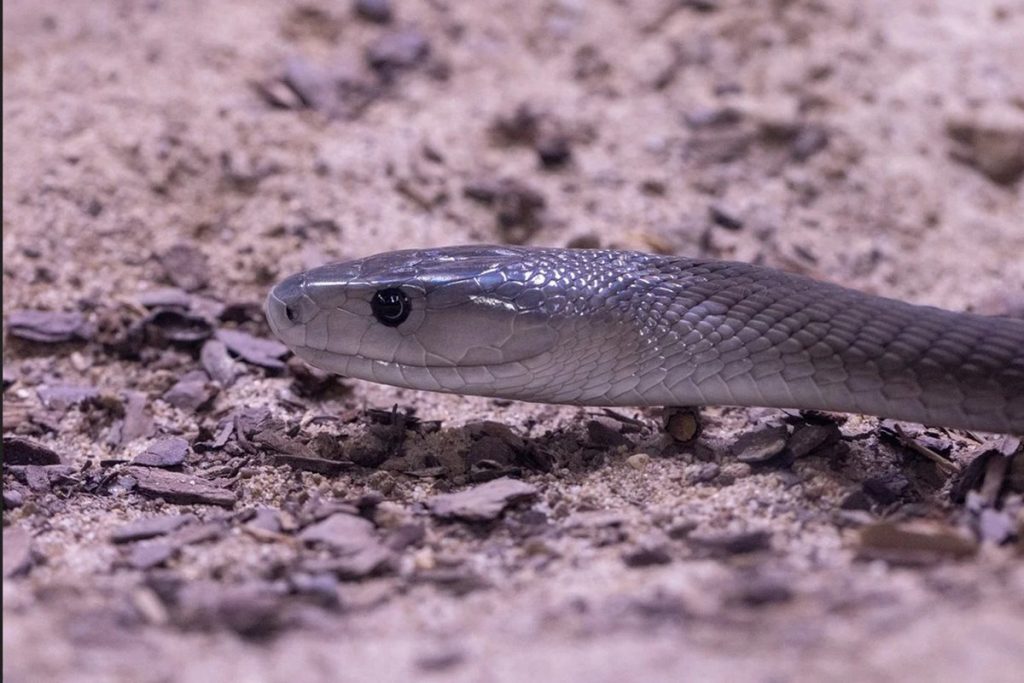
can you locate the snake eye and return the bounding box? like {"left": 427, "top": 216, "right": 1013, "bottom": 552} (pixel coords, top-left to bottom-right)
{"left": 284, "top": 305, "right": 299, "bottom": 323}
{"left": 371, "top": 288, "right": 411, "bottom": 327}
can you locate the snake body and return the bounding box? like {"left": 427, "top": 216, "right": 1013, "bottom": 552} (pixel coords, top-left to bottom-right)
{"left": 266, "top": 246, "right": 1024, "bottom": 434}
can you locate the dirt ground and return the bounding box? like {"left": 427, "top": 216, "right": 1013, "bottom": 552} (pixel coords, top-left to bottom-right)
{"left": 3, "top": 1, "right": 1024, "bottom": 681}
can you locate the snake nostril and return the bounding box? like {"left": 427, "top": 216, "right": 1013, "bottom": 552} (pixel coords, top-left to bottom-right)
{"left": 284, "top": 304, "right": 299, "bottom": 324}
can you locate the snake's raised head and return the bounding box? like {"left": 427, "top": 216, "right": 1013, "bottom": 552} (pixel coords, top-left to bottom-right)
{"left": 265, "top": 246, "right": 562, "bottom": 388}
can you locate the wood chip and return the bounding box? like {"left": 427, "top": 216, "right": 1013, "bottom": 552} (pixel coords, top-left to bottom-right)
{"left": 7, "top": 310, "right": 93, "bottom": 343}
{"left": 133, "top": 436, "right": 190, "bottom": 468}
{"left": 663, "top": 406, "right": 702, "bottom": 442}
{"left": 428, "top": 478, "right": 538, "bottom": 522}
{"left": 3, "top": 436, "right": 62, "bottom": 465}
{"left": 130, "top": 467, "right": 236, "bottom": 507}
{"left": 857, "top": 521, "right": 977, "bottom": 565}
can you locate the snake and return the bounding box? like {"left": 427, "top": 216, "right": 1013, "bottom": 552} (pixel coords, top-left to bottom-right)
{"left": 266, "top": 246, "right": 1024, "bottom": 434}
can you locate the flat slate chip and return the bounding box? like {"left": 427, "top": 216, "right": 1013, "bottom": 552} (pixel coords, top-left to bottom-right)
{"left": 428, "top": 477, "right": 538, "bottom": 522}
{"left": 133, "top": 437, "right": 190, "bottom": 468}
{"left": 130, "top": 467, "right": 236, "bottom": 507}
{"left": 216, "top": 328, "right": 289, "bottom": 369}
{"left": 3, "top": 436, "right": 62, "bottom": 465}
{"left": 7, "top": 310, "right": 92, "bottom": 343}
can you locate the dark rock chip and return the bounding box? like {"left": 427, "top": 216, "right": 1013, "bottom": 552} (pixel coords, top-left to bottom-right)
{"left": 857, "top": 520, "right": 977, "bottom": 565}
{"left": 3, "top": 436, "right": 62, "bottom": 465}
{"left": 158, "top": 244, "right": 210, "bottom": 292}
{"left": 138, "top": 288, "right": 193, "bottom": 310}
{"left": 687, "top": 463, "right": 720, "bottom": 485}
{"left": 3, "top": 526, "right": 34, "bottom": 578}
{"left": 862, "top": 472, "right": 912, "bottom": 505}
{"left": 173, "top": 580, "right": 288, "bottom": 639}
{"left": 299, "top": 513, "right": 377, "bottom": 553}
{"left": 37, "top": 384, "right": 100, "bottom": 412}
{"left": 728, "top": 576, "right": 794, "bottom": 607}
{"left": 145, "top": 309, "right": 215, "bottom": 345}
{"left": 4, "top": 488, "right": 25, "bottom": 508}
{"left": 787, "top": 422, "right": 842, "bottom": 459}
{"left": 272, "top": 453, "right": 352, "bottom": 476}
{"left": 275, "top": 56, "right": 382, "bottom": 119}
{"left": 128, "top": 541, "right": 177, "bottom": 570}
{"left": 366, "top": 28, "right": 431, "bottom": 77}
{"left": 947, "top": 114, "right": 1024, "bottom": 185}
{"left": 7, "top": 310, "right": 93, "bottom": 343}
{"left": 428, "top": 477, "right": 538, "bottom": 522}
{"left": 2, "top": 364, "right": 17, "bottom": 390}
{"left": 790, "top": 125, "right": 830, "bottom": 161}
{"left": 111, "top": 513, "right": 197, "bottom": 543}
{"left": 708, "top": 203, "right": 744, "bottom": 231}
{"left": 415, "top": 647, "right": 466, "bottom": 673}
{"left": 216, "top": 328, "right": 289, "bottom": 370}
{"left": 24, "top": 465, "right": 51, "bottom": 492}
{"left": 108, "top": 391, "right": 153, "bottom": 446}
{"left": 130, "top": 467, "right": 236, "bottom": 507}
{"left": 732, "top": 426, "right": 789, "bottom": 464}
{"left": 688, "top": 529, "right": 772, "bottom": 557}
{"left": 413, "top": 568, "right": 490, "bottom": 595}
{"left": 200, "top": 339, "right": 239, "bottom": 387}
{"left": 354, "top": 0, "right": 392, "bottom": 24}
{"left": 586, "top": 418, "right": 631, "bottom": 449}
{"left": 162, "top": 370, "right": 218, "bottom": 411}
{"left": 463, "top": 178, "right": 546, "bottom": 245}
{"left": 536, "top": 133, "right": 572, "bottom": 168}
{"left": 622, "top": 543, "right": 673, "bottom": 567}
{"left": 299, "top": 513, "right": 393, "bottom": 579}
{"left": 133, "top": 437, "right": 190, "bottom": 468}
{"left": 287, "top": 355, "right": 344, "bottom": 397}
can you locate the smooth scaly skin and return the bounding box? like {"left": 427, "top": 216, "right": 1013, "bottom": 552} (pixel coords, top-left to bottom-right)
{"left": 266, "top": 246, "right": 1024, "bottom": 434}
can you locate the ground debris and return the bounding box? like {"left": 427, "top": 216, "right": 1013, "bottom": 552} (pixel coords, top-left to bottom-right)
{"left": 7, "top": 310, "right": 93, "bottom": 343}
{"left": 216, "top": 328, "right": 289, "bottom": 370}
{"left": 110, "top": 513, "right": 198, "bottom": 543}
{"left": 130, "top": 466, "right": 236, "bottom": 507}
{"left": 3, "top": 436, "right": 62, "bottom": 465}
{"left": 428, "top": 477, "right": 538, "bottom": 522}
{"left": 857, "top": 520, "right": 977, "bottom": 565}
{"left": 133, "top": 437, "right": 190, "bottom": 468}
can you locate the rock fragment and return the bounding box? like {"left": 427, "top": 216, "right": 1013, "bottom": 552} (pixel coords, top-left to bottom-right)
{"left": 428, "top": 477, "right": 538, "bottom": 522}
{"left": 130, "top": 467, "right": 236, "bottom": 507}
{"left": 7, "top": 310, "right": 92, "bottom": 343}
{"left": 133, "top": 437, "right": 190, "bottom": 468}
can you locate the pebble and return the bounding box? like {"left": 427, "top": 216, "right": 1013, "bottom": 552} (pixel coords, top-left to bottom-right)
{"left": 731, "top": 426, "right": 789, "bottom": 464}
{"left": 428, "top": 477, "right": 539, "bottom": 522}
{"left": 626, "top": 453, "right": 651, "bottom": 470}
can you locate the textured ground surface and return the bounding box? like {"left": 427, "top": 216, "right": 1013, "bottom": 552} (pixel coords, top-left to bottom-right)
{"left": 3, "top": 1, "right": 1024, "bottom": 682}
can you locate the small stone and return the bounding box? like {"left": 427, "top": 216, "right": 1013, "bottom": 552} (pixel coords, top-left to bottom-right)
{"left": 3, "top": 488, "right": 25, "bottom": 508}
{"left": 145, "top": 309, "right": 214, "bottom": 345}
{"left": 299, "top": 513, "right": 377, "bottom": 554}
{"left": 366, "top": 28, "right": 430, "bottom": 76}
{"left": 7, "top": 310, "right": 93, "bottom": 343}
{"left": 686, "top": 463, "right": 720, "bottom": 484}
{"left": 130, "top": 467, "right": 236, "bottom": 507}
{"left": 791, "top": 125, "right": 829, "bottom": 161}
{"left": 732, "top": 426, "right": 789, "bottom": 464}
{"left": 428, "top": 477, "right": 538, "bottom": 522}
{"left": 157, "top": 244, "right": 210, "bottom": 292}
{"left": 3, "top": 436, "right": 62, "bottom": 465}
{"left": 137, "top": 288, "right": 192, "bottom": 309}
{"left": 862, "top": 472, "right": 911, "bottom": 505}
{"left": 354, "top": 0, "right": 392, "bottom": 24}
{"left": 162, "top": 371, "right": 218, "bottom": 411}
{"left": 133, "top": 437, "right": 190, "bottom": 468}
{"left": 24, "top": 465, "right": 50, "bottom": 492}
{"left": 536, "top": 133, "right": 572, "bottom": 168}
{"left": 626, "top": 453, "right": 651, "bottom": 470}
{"left": 787, "top": 422, "right": 841, "bottom": 459}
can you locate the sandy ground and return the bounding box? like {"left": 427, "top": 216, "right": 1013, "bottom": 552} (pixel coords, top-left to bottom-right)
{"left": 3, "top": 1, "right": 1024, "bottom": 681}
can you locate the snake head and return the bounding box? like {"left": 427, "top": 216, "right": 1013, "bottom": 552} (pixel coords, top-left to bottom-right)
{"left": 265, "top": 246, "right": 561, "bottom": 390}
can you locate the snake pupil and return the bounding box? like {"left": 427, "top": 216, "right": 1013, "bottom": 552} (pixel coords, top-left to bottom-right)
{"left": 371, "top": 288, "right": 410, "bottom": 327}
